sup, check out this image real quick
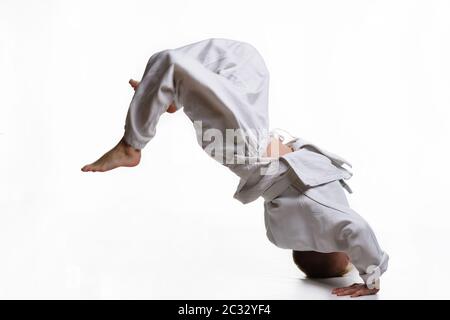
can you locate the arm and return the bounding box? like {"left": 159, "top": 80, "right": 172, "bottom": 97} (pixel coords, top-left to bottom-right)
{"left": 297, "top": 176, "right": 388, "bottom": 297}
{"left": 329, "top": 208, "right": 389, "bottom": 297}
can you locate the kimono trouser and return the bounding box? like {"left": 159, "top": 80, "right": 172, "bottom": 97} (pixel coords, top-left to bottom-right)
{"left": 123, "top": 38, "right": 269, "bottom": 157}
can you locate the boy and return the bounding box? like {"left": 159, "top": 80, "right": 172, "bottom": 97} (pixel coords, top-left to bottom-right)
{"left": 82, "top": 38, "right": 388, "bottom": 297}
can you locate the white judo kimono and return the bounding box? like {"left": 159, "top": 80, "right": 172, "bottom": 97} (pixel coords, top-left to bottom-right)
{"left": 123, "top": 38, "right": 389, "bottom": 287}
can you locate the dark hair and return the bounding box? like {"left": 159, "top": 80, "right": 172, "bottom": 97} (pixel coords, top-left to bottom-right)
{"left": 292, "top": 250, "right": 350, "bottom": 278}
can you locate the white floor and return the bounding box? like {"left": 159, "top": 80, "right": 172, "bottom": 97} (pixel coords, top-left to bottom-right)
{"left": 0, "top": 136, "right": 448, "bottom": 299}
{"left": 0, "top": 106, "right": 448, "bottom": 300}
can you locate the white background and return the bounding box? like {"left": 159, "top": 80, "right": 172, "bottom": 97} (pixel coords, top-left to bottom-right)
{"left": 1, "top": 0, "right": 449, "bottom": 299}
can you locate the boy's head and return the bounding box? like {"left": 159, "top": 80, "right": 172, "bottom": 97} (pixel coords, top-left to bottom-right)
{"left": 292, "top": 250, "right": 351, "bottom": 278}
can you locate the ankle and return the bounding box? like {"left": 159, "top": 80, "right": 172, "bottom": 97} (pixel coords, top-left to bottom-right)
{"left": 120, "top": 138, "right": 140, "bottom": 153}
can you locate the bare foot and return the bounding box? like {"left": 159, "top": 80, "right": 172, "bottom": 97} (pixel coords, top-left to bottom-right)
{"left": 81, "top": 139, "right": 141, "bottom": 172}
{"left": 129, "top": 79, "right": 140, "bottom": 91}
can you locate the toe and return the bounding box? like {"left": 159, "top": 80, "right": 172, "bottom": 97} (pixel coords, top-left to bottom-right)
{"left": 129, "top": 79, "right": 139, "bottom": 89}
{"left": 82, "top": 164, "right": 97, "bottom": 172}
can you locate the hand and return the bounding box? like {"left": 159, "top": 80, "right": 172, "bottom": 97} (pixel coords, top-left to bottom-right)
{"left": 332, "top": 283, "right": 379, "bottom": 297}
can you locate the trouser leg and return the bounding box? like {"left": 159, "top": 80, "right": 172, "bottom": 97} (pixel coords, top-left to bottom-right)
{"left": 123, "top": 43, "right": 269, "bottom": 153}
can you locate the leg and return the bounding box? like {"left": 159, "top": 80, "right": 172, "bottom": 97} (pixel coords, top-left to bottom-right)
{"left": 81, "top": 72, "right": 180, "bottom": 172}
{"left": 81, "top": 80, "right": 145, "bottom": 172}
{"left": 81, "top": 43, "right": 180, "bottom": 173}
{"left": 82, "top": 39, "right": 268, "bottom": 172}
